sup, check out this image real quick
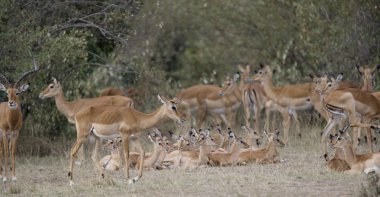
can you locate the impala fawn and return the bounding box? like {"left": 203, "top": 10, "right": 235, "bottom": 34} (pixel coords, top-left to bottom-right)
{"left": 238, "top": 129, "right": 285, "bottom": 164}
{"left": 330, "top": 126, "right": 380, "bottom": 175}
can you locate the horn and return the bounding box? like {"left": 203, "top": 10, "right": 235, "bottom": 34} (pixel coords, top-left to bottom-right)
{"left": 0, "top": 73, "right": 11, "bottom": 87}
{"left": 15, "top": 66, "right": 39, "bottom": 87}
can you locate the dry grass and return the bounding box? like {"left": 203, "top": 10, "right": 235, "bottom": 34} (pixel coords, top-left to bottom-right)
{"left": 0, "top": 127, "right": 369, "bottom": 197}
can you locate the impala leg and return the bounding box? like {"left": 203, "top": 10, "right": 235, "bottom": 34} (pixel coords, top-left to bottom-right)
{"left": 10, "top": 131, "right": 19, "bottom": 181}
{"left": 321, "top": 115, "right": 340, "bottom": 156}
{"left": 196, "top": 105, "right": 207, "bottom": 129}
{"left": 264, "top": 105, "right": 271, "bottom": 132}
{"left": 75, "top": 146, "right": 85, "bottom": 166}
{"left": 289, "top": 109, "right": 301, "bottom": 138}
{"left": 2, "top": 131, "right": 9, "bottom": 182}
{"left": 242, "top": 92, "right": 251, "bottom": 128}
{"left": 68, "top": 136, "right": 86, "bottom": 186}
{"left": 134, "top": 138, "right": 144, "bottom": 183}
{"left": 363, "top": 117, "right": 373, "bottom": 153}
{"left": 253, "top": 103, "right": 260, "bottom": 133}
{"left": 121, "top": 134, "right": 130, "bottom": 180}
{"left": 0, "top": 136, "right": 3, "bottom": 180}
{"left": 281, "top": 110, "right": 291, "bottom": 144}
{"left": 91, "top": 137, "right": 104, "bottom": 178}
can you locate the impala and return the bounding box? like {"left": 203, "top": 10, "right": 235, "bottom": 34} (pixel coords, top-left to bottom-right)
{"left": 129, "top": 134, "right": 166, "bottom": 170}
{"left": 0, "top": 66, "right": 39, "bottom": 182}
{"left": 181, "top": 132, "right": 217, "bottom": 169}
{"left": 68, "top": 95, "right": 185, "bottom": 185}
{"left": 99, "top": 138, "right": 122, "bottom": 171}
{"left": 330, "top": 127, "right": 380, "bottom": 175}
{"left": 220, "top": 65, "right": 277, "bottom": 132}
{"left": 238, "top": 129, "right": 285, "bottom": 164}
{"left": 356, "top": 64, "right": 380, "bottom": 92}
{"left": 355, "top": 64, "right": 380, "bottom": 145}
{"left": 240, "top": 124, "right": 261, "bottom": 148}
{"left": 208, "top": 131, "right": 249, "bottom": 166}
{"left": 39, "top": 78, "right": 134, "bottom": 164}
{"left": 252, "top": 64, "right": 313, "bottom": 143}
{"left": 176, "top": 81, "right": 241, "bottom": 129}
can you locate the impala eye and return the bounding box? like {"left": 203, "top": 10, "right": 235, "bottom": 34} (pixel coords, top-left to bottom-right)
{"left": 15, "top": 92, "right": 19, "bottom": 96}
{"left": 50, "top": 85, "right": 54, "bottom": 88}
{"left": 171, "top": 106, "right": 176, "bottom": 110}
{"left": 227, "top": 83, "right": 231, "bottom": 86}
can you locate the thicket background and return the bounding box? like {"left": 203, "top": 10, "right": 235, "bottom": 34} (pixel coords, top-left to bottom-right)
{"left": 0, "top": 0, "right": 379, "bottom": 154}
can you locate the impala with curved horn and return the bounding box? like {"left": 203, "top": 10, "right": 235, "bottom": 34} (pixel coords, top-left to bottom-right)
{"left": 0, "top": 66, "right": 39, "bottom": 182}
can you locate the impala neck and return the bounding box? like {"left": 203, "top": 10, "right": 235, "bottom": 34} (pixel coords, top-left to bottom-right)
{"left": 229, "top": 140, "right": 239, "bottom": 156}
{"left": 265, "top": 140, "right": 276, "bottom": 156}
{"left": 111, "top": 148, "right": 120, "bottom": 157}
{"left": 264, "top": 138, "right": 274, "bottom": 153}
{"left": 231, "top": 83, "right": 243, "bottom": 102}
{"left": 341, "top": 142, "right": 357, "bottom": 167}
{"left": 54, "top": 90, "right": 73, "bottom": 119}
{"left": 261, "top": 77, "right": 279, "bottom": 103}
{"left": 361, "top": 80, "right": 373, "bottom": 92}
{"left": 144, "top": 143, "right": 162, "bottom": 166}
{"left": 6, "top": 103, "right": 22, "bottom": 125}
{"left": 199, "top": 144, "right": 212, "bottom": 161}
{"left": 136, "top": 105, "right": 169, "bottom": 130}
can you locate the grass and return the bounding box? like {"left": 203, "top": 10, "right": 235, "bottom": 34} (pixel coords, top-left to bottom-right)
{"left": 0, "top": 126, "right": 369, "bottom": 197}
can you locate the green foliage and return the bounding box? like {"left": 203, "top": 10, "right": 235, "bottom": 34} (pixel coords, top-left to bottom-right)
{"left": 0, "top": 0, "right": 143, "bottom": 138}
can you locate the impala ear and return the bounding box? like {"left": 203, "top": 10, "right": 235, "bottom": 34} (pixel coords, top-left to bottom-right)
{"left": 238, "top": 64, "right": 245, "bottom": 73}
{"left": 246, "top": 65, "right": 251, "bottom": 73}
{"left": 356, "top": 65, "right": 363, "bottom": 74}
{"left": 148, "top": 134, "right": 154, "bottom": 142}
{"left": 0, "top": 83, "right": 6, "bottom": 92}
{"left": 376, "top": 64, "right": 380, "bottom": 71}
{"left": 336, "top": 73, "right": 343, "bottom": 83}
{"left": 157, "top": 94, "right": 167, "bottom": 104}
{"left": 263, "top": 130, "right": 268, "bottom": 137}
{"left": 233, "top": 72, "right": 240, "bottom": 82}
{"left": 18, "top": 83, "right": 29, "bottom": 93}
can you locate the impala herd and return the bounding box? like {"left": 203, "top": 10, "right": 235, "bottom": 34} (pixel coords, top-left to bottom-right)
{"left": 1, "top": 64, "right": 380, "bottom": 185}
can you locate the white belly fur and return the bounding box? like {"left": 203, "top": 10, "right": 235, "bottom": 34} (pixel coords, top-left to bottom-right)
{"left": 92, "top": 123, "right": 121, "bottom": 139}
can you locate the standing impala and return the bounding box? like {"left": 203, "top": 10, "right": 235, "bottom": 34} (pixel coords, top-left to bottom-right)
{"left": 39, "top": 78, "right": 134, "bottom": 165}
{"left": 177, "top": 81, "right": 241, "bottom": 129}
{"left": 0, "top": 67, "right": 39, "bottom": 182}
{"left": 355, "top": 64, "right": 380, "bottom": 145}
{"left": 69, "top": 95, "right": 185, "bottom": 186}
{"left": 252, "top": 64, "right": 313, "bottom": 143}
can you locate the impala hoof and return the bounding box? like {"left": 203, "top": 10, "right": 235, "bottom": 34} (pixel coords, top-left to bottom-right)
{"left": 70, "top": 180, "right": 74, "bottom": 186}
{"left": 128, "top": 176, "right": 140, "bottom": 185}
{"left": 12, "top": 176, "right": 17, "bottom": 181}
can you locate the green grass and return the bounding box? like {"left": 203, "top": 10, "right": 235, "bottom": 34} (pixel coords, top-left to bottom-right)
{"left": 0, "top": 127, "right": 368, "bottom": 197}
